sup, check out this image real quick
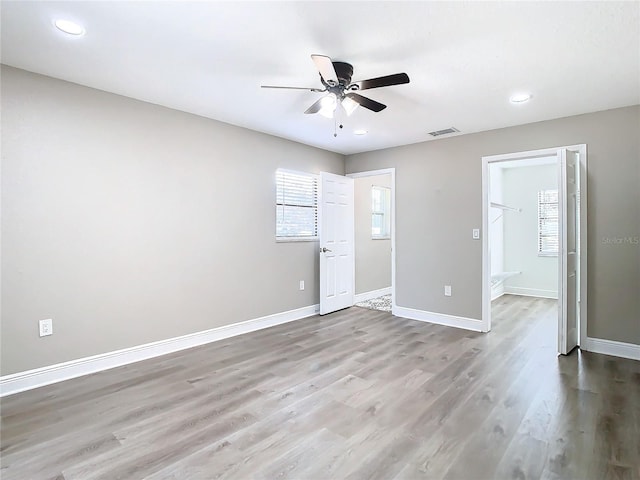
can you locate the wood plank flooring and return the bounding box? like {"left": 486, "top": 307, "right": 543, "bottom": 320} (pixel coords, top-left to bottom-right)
{"left": 1, "top": 294, "right": 639, "bottom": 479}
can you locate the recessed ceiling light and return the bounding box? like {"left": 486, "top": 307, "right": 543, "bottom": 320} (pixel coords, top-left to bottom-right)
{"left": 510, "top": 93, "right": 532, "bottom": 104}
{"left": 354, "top": 129, "right": 368, "bottom": 136}
{"left": 54, "top": 19, "right": 85, "bottom": 36}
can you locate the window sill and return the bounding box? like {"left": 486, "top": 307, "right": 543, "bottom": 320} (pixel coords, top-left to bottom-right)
{"left": 276, "top": 237, "right": 319, "bottom": 243}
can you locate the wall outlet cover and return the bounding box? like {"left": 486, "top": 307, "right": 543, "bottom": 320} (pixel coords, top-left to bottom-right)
{"left": 39, "top": 318, "right": 53, "bottom": 337}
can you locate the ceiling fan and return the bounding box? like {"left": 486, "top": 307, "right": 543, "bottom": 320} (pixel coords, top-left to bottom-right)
{"left": 261, "top": 54, "right": 410, "bottom": 118}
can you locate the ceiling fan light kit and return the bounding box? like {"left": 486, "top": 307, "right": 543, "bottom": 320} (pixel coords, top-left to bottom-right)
{"left": 318, "top": 94, "right": 337, "bottom": 118}
{"left": 262, "top": 54, "right": 410, "bottom": 134}
{"left": 341, "top": 96, "right": 359, "bottom": 116}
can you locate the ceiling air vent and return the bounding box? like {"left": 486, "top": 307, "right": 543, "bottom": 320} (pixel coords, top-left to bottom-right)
{"left": 428, "top": 127, "right": 460, "bottom": 137}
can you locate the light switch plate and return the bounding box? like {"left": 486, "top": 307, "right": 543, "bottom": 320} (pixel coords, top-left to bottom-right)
{"left": 472, "top": 228, "right": 480, "bottom": 239}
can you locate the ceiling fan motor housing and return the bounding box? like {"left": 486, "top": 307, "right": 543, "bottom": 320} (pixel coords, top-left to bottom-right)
{"left": 321, "top": 61, "right": 355, "bottom": 94}
{"left": 333, "top": 62, "right": 353, "bottom": 85}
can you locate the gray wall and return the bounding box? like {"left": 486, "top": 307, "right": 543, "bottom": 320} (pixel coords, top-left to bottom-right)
{"left": 346, "top": 105, "right": 640, "bottom": 345}
{"left": 354, "top": 174, "right": 392, "bottom": 294}
{"left": 503, "top": 164, "right": 558, "bottom": 297}
{"left": 1, "top": 66, "right": 344, "bottom": 375}
{"left": 2, "top": 65, "right": 639, "bottom": 376}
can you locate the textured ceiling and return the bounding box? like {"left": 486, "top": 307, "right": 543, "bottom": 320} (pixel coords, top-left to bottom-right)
{"left": 2, "top": 1, "right": 639, "bottom": 154}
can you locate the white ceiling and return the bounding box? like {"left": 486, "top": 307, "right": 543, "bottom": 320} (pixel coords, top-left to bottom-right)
{"left": 2, "top": 1, "right": 639, "bottom": 155}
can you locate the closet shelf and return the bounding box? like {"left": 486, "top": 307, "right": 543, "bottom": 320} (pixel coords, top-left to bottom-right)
{"left": 491, "top": 271, "right": 521, "bottom": 287}
{"left": 490, "top": 202, "right": 521, "bottom": 212}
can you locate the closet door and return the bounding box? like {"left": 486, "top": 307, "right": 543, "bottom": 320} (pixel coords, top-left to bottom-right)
{"left": 558, "top": 148, "right": 579, "bottom": 355}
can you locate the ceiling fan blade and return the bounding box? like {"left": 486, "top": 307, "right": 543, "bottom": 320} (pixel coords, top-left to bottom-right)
{"left": 346, "top": 93, "right": 387, "bottom": 112}
{"left": 304, "top": 98, "right": 325, "bottom": 114}
{"left": 261, "top": 85, "right": 325, "bottom": 92}
{"left": 311, "top": 54, "right": 339, "bottom": 86}
{"left": 356, "top": 73, "right": 410, "bottom": 91}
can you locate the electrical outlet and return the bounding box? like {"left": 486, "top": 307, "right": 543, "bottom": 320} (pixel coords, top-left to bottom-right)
{"left": 39, "top": 318, "right": 53, "bottom": 337}
{"left": 444, "top": 285, "right": 452, "bottom": 297}
{"left": 472, "top": 228, "right": 480, "bottom": 240}
{"left": 299, "top": 280, "right": 305, "bottom": 291}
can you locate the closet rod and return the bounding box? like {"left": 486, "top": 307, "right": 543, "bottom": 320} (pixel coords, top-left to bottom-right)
{"left": 490, "top": 202, "right": 521, "bottom": 212}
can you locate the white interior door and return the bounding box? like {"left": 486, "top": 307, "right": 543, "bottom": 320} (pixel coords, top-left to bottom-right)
{"left": 319, "top": 172, "right": 354, "bottom": 315}
{"left": 558, "top": 148, "right": 580, "bottom": 354}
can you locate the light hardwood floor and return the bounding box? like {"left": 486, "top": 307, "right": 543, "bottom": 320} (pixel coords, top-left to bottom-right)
{"left": 1, "top": 294, "right": 639, "bottom": 479}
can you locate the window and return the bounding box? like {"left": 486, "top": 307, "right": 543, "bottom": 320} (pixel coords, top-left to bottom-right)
{"left": 276, "top": 169, "right": 318, "bottom": 240}
{"left": 371, "top": 186, "right": 391, "bottom": 239}
{"left": 538, "top": 189, "right": 558, "bottom": 256}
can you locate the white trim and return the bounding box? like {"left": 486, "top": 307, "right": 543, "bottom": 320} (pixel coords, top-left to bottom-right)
{"left": 481, "top": 145, "right": 579, "bottom": 163}
{"left": 346, "top": 168, "right": 394, "bottom": 179}
{"left": 578, "top": 146, "right": 588, "bottom": 349}
{"left": 482, "top": 144, "right": 588, "bottom": 350}
{"left": 347, "top": 168, "right": 396, "bottom": 314}
{"left": 503, "top": 287, "right": 558, "bottom": 299}
{"left": 491, "top": 284, "right": 505, "bottom": 301}
{"left": 582, "top": 337, "right": 640, "bottom": 361}
{"left": 275, "top": 237, "right": 319, "bottom": 243}
{"left": 0, "top": 304, "right": 319, "bottom": 397}
{"left": 394, "top": 305, "right": 484, "bottom": 332}
{"left": 354, "top": 287, "right": 392, "bottom": 303}
{"left": 482, "top": 161, "right": 490, "bottom": 328}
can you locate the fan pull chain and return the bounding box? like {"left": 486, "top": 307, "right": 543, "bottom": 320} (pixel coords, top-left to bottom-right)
{"left": 333, "top": 105, "right": 344, "bottom": 138}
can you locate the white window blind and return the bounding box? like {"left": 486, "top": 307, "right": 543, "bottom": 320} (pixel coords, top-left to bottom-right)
{"left": 538, "top": 189, "right": 559, "bottom": 256}
{"left": 371, "top": 186, "right": 391, "bottom": 239}
{"left": 276, "top": 169, "right": 318, "bottom": 240}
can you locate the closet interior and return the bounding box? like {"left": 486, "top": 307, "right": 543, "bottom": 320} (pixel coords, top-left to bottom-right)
{"left": 489, "top": 158, "right": 559, "bottom": 302}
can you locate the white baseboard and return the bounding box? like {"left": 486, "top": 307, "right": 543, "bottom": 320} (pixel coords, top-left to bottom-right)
{"left": 504, "top": 286, "right": 558, "bottom": 299}
{"left": 491, "top": 284, "right": 505, "bottom": 301}
{"left": 354, "top": 287, "right": 392, "bottom": 303}
{"left": 393, "top": 305, "right": 484, "bottom": 332}
{"left": 582, "top": 336, "right": 640, "bottom": 361}
{"left": 0, "top": 304, "right": 320, "bottom": 397}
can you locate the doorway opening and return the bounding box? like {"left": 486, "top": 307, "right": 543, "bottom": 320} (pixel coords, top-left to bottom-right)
{"left": 482, "top": 146, "right": 587, "bottom": 355}
{"left": 347, "top": 169, "right": 395, "bottom": 314}
{"left": 488, "top": 157, "right": 559, "bottom": 351}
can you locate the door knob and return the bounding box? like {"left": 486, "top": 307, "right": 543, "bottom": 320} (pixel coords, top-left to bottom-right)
{"left": 321, "top": 247, "right": 332, "bottom": 253}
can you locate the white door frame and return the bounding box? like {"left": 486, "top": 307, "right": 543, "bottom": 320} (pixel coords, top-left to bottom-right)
{"left": 481, "top": 145, "right": 587, "bottom": 348}
{"left": 346, "top": 168, "right": 397, "bottom": 315}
